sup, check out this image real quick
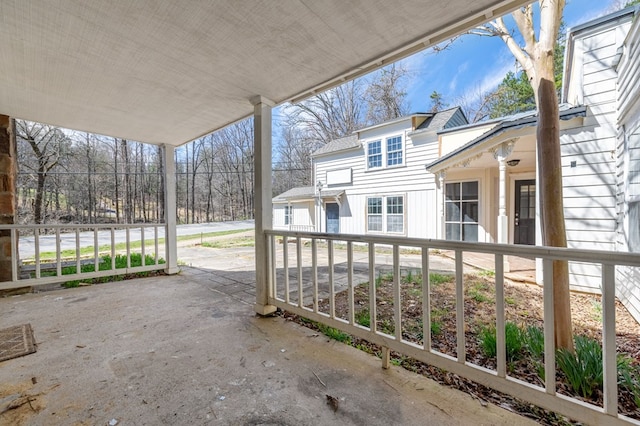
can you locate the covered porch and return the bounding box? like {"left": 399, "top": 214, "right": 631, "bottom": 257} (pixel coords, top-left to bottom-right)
{"left": 2, "top": 1, "right": 640, "bottom": 425}
{"left": 0, "top": 263, "right": 532, "bottom": 425}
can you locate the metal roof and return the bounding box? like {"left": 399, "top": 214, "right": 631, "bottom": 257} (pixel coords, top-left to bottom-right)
{"left": 0, "top": 0, "right": 532, "bottom": 146}
{"left": 426, "top": 105, "right": 587, "bottom": 171}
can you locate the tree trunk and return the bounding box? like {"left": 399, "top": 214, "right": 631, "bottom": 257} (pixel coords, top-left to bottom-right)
{"left": 534, "top": 66, "right": 574, "bottom": 351}
{"left": 34, "top": 165, "right": 45, "bottom": 224}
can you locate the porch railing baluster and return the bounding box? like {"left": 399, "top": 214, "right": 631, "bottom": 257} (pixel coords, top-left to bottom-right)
{"left": 141, "top": 227, "right": 146, "bottom": 265}
{"left": 495, "top": 253, "right": 506, "bottom": 378}
{"left": 34, "top": 228, "right": 40, "bottom": 279}
{"left": 543, "top": 258, "right": 556, "bottom": 396}
{"left": 393, "top": 244, "right": 401, "bottom": 341}
{"left": 347, "top": 241, "right": 354, "bottom": 326}
{"left": 422, "top": 246, "right": 431, "bottom": 351}
{"left": 455, "top": 249, "right": 464, "bottom": 363}
{"left": 56, "top": 228, "right": 61, "bottom": 277}
{"left": 297, "top": 236, "right": 303, "bottom": 308}
{"left": 328, "top": 239, "right": 335, "bottom": 319}
{"left": 602, "top": 263, "right": 618, "bottom": 415}
{"left": 94, "top": 228, "right": 99, "bottom": 273}
{"left": 111, "top": 227, "right": 116, "bottom": 270}
{"left": 369, "top": 242, "right": 377, "bottom": 333}
{"left": 10, "top": 229, "right": 18, "bottom": 282}
{"left": 283, "top": 236, "right": 289, "bottom": 304}
{"left": 270, "top": 234, "right": 276, "bottom": 301}
{"left": 126, "top": 227, "right": 131, "bottom": 269}
{"left": 312, "top": 238, "right": 318, "bottom": 313}
{"left": 75, "top": 227, "right": 81, "bottom": 273}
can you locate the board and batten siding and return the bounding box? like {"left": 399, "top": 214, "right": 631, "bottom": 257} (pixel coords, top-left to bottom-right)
{"left": 615, "top": 12, "right": 640, "bottom": 323}
{"left": 314, "top": 119, "right": 440, "bottom": 238}
{"left": 272, "top": 202, "right": 314, "bottom": 231}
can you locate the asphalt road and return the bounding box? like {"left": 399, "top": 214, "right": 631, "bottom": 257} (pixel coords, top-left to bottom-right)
{"left": 18, "top": 220, "right": 255, "bottom": 258}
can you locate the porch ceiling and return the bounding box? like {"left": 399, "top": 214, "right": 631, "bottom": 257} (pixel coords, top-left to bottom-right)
{"left": 0, "top": 0, "right": 531, "bottom": 146}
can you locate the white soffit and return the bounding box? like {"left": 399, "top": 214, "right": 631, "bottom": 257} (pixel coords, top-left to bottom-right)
{"left": 0, "top": 0, "right": 531, "bottom": 146}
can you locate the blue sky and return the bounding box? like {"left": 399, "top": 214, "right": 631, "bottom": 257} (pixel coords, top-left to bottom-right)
{"left": 270, "top": 1, "right": 625, "bottom": 149}
{"left": 400, "top": 0, "right": 621, "bottom": 112}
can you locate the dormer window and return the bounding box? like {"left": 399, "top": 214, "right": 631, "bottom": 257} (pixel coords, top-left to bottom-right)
{"left": 367, "top": 140, "right": 382, "bottom": 168}
{"left": 366, "top": 135, "right": 404, "bottom": 170}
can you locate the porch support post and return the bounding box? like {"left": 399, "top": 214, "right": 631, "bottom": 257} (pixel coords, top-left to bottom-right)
{"left": 497, "top": 157, "right": 508, "bottom": 244}
{"left": 0, "top": 115, "right": 16, "bottom": 282}
{"left": 163, "top": 144, "right": 179, "bottom": 274}
{"left": 252, "top": 95, "right": 277, "bottom": 316}
{"left": 437, "top": 171, "right": 446, "bottom": 239}
{"left": 492, "top": 141, "right": 515, "bottom": 244}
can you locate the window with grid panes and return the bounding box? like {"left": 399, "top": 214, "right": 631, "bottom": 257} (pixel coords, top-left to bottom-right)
{"left": 445, "top": 181, "right": 478, "bottom": 241}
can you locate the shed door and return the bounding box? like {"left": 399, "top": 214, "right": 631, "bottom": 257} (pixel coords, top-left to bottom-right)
{"left": 514, "top": 179, "right": 535, "bottom": 245}
{"left": 326, "top": 203, "right": 340, "bottom": 234}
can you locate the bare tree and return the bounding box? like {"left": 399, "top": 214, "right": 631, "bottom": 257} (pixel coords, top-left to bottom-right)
{"left": 16, "top": 121, "right": 67, "bottom": 224}
{"left": 364, "top": 63, "right": 410, "bottom": 123}
{"left": 453, "top": 84, "right": 495, "bottom": 123}
{"left": 284, "top": 80, "right": 365, "bottom": 147}
{"left": 472, "top": 1, "right": 572, "bottom": 350}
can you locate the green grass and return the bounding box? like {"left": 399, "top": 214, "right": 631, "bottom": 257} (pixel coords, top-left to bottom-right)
{"left": 59, "top": 253, "right": 165, "bottom": 288}
{"left": 355, "top": 309, "right": 371, "bottom": 328}
{"left": 429, "top": 273, "right": 453, "bottom": 286}
{"left": 201, "top": 236, "right": 255, "bottom": 248}
{"left": 316, "top": 323, "right": 351, "bottom": 343}
{"left": 31, "top": 228, "right": 251, "bottom": 261}
{"left": 468, "top": 282, "right": 491, "bottom": 303}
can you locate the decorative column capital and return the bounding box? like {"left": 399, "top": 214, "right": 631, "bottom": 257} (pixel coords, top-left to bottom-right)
{"left": 491, "top": 139, "right": 517, "bottom": 160}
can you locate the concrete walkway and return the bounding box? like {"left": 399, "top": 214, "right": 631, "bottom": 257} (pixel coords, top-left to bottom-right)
{"left": 0, "top": 239, "right": 538, "bottom": 425}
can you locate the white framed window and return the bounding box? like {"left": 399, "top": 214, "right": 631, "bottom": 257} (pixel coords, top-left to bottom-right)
{"left": 284, "top": 205, "right": 292, "bottom": 225}
{"left": 366, "top": 134, "right": 403, "bottom": 170}
{"left": 367, "top": 197, "right": 383, "bottom": 231}
{"left": 367, "top": 140, "right": 382, "bottom": 169}
{"left": 386, "top": 196, "right": 404, "bottom": 232}
{"left": 366, "top": 195, "right": 404, "bottom": 234}
{"left": 386, "top": 135, "right": 403, "bottom": 166}
{"left": 445, "top": 181, "right": 478, "bottom": 242}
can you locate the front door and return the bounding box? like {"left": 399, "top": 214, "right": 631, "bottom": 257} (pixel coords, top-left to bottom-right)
{"left": 326, "top": 203, "right": 340, "bottom": 234}
{"left": 514, "top": 179, "right": 535, "bottom": 245}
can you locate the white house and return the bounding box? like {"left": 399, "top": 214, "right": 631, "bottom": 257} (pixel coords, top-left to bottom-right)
{"left": 273, "top": 108, "right": 468, "bottom": 237}
{"left": 273, "top": 6, "right": 640, "bottom": 319}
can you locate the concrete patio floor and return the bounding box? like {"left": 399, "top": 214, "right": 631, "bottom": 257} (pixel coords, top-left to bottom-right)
{"left": 0, "top": 245, "right": 537, "bottom": 425}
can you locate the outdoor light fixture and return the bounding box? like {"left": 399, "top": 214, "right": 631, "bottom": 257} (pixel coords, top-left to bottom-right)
{"left": 506, "top": 159, "right": 520, "bottom": 167}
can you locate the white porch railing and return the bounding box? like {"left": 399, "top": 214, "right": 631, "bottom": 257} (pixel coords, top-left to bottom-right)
{"left": 265, "top": 230, "right": 640, "bottom": 425}
{"left": 0, "top": 223, "right": 167, "bottom": 290}
{"left": 289, "top": 224, "right": 316, "bottom": 232}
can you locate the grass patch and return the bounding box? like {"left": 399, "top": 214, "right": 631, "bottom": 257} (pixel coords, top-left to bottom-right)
{"left": 201, "top": 235, "right": 255, "bottom": 248}
{"left": 429, "top": 273, "right": 453, "bottom": 286}
{"left": 58, "top": 253, "right": 165, "bottom": 288}
{"left": 32, "top": 228, "right": 252, "bottom": 261}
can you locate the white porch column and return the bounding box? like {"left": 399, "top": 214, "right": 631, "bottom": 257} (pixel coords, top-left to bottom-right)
{"left": 252, "top": 95, "right": 277, "bottom": 316}
{"left": 497, "top": 157, "right": 508, "bottom": 244}
{"left": 492, "top": 141, "right": 515, "bottom": 244}
{"left": 163, "top": 144, "right": 179, "bottom": 274}
{"left": 437, "top": 171, "right": 446, "bottom": 239}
